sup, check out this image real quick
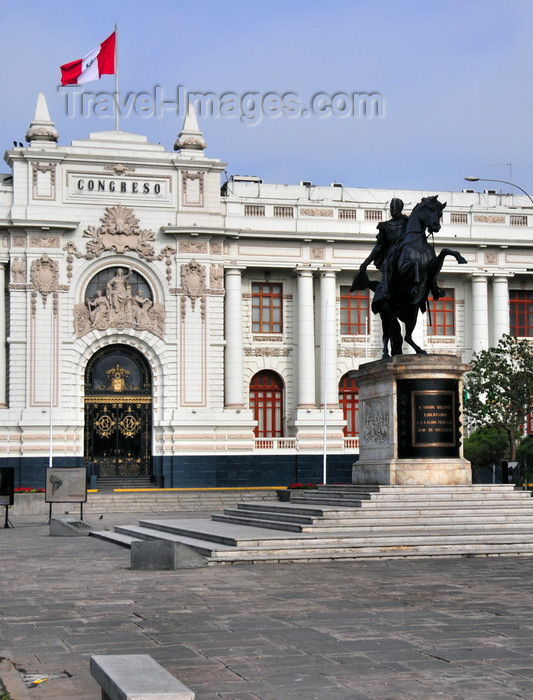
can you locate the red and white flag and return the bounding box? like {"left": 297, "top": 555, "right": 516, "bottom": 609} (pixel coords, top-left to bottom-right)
{"left": 60, "top": 32, "right": 116, "bottom": 86}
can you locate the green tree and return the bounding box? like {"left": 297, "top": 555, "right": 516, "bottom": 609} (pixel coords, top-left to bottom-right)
{"left": 463, "top": 426, "right": 509, "bottom": 478}
{"left": 464, "top": 334, "right": 533, "bottom": 462}
{"left": 517, "top": 435, "right": 533, "bottom": 483}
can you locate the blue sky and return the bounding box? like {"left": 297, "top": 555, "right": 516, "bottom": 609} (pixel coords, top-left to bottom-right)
{"left": 2, "top": 0, "right": 533, "bottom": 195}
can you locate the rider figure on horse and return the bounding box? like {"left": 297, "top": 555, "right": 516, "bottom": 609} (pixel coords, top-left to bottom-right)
{"left": 351, "top": 197, "right": 445, "bottom": 312}
{"left": 351, "top": 197, "right": 408, "bottom": 309}
{"left": 350, "top": 195, "right": 466, "bottom": 357}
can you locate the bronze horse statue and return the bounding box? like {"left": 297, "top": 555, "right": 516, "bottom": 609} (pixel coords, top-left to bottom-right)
{"left": 355, "top": 196, "right": 467, "bottom": 357}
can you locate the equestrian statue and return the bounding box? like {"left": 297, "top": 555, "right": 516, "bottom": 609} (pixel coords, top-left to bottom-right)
{"left": 351, "top": 195, "right": 467, "bottom": 357}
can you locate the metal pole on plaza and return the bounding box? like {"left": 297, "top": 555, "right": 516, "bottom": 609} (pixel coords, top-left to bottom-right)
{"left": 114, "top": 23, "right": 119, "bottom": 131}
{"left": 49, "top": 303, "right": 54, "bottom": 470}
{"left": 323, "top": 302, "right": 328, "bottom": 485}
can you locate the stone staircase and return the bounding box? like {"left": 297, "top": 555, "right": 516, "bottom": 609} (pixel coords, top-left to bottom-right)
{"left": 85, "top": 487, "right": 278, "bottom": 514}
{"left": 90, "top": 484, "right": 533, "bottom": 564}
{"left": 95, "top": 476, "right": 156, "bottom": 491}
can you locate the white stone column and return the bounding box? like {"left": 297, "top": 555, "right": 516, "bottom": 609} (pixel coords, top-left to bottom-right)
{"left": 492, "top": 275, "right": 510, "bottom": 345}
{"left": 295, "top": 269, "right": 316, "bottom": 407}
{"left": 471, "top": 275, "right": 489, "bottom": 352}
{"left": 319, "top": 269, "right": 338, "bottom": 407}
{"left": 224, "top": 266, "right": 245, "bottom": 408}
{"left": 0, "top": 263, "right": 5, "bottom": 406}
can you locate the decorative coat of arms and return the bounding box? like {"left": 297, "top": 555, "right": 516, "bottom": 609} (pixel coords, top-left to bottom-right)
{"left": 180, "top": 259, "right": 206, "bottom": 311}
{"left": 83, "top": 204, "right": 156, "bottom": 260}
{"left": 30, "top": 254, "right": 59, "bottom": 305}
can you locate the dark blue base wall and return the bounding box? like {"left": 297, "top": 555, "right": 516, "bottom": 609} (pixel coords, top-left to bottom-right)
{"left": 1, "top": 454, "right": 355, "bottom": 489}
{"left": 0, "top": 457, "right": 84, "bottom": 489}
{"left": 154, "top": 454, "right": 355, "bottom": 488}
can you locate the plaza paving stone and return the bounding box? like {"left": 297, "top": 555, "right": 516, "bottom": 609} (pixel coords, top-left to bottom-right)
{"left": 2, "top": 511, "right": 533, "bottom": 698}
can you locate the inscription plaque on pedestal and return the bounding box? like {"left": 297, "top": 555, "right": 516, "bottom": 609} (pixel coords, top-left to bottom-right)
{"left": 397, "top": 379, "right": 461, "bottom": 459}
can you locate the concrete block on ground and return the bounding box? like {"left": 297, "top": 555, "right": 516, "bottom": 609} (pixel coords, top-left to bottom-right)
{"left": 131, "top": 539, "right": 207, "bottom": 570}
{"left": 50, "top": 517, "right": 93, "bottom": 537}
{"left": 90, "top": 653, "right": 195, "bottom": 699}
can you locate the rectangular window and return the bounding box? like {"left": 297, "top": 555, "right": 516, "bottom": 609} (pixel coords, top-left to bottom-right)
{"left": 273, "top": 206, "right": 294, "bottom": 218}
{"left": 427, "top": 289, "right": 455, "bottom": 336}
{"left": 244, "top": 204, "right": 265, "bottom": 217}
{"left": 340, "top": 286, "right": 369, "bottom": 335}
{"left": 339, "top": 209, "right": 358, "bottom": 220}
{"left": 510, "top": 290, "right": 533, "bottom": 337}
{"left": 252, "top": 282, "right": 283, "bottom": 333}
{"left": 450, "top": 212, "right": 468, "bottom": 225}
{"left": 510, "top": 215, "right": 527, "bottom": 227}
{"left": 364, "top": 210, "right": 383, "bottom": 221}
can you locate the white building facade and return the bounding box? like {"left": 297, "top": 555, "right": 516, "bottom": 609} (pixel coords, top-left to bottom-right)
{"left": 1, "top": 96, "right": 532, "bottom": 488}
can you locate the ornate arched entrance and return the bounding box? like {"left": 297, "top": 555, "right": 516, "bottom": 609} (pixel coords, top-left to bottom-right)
{"left": 84, "top": 344, "right": 152, "bottom": 477}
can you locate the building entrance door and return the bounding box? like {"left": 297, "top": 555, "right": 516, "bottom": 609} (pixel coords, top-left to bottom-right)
{"left": 84, "top": 345, "right": 152, "bottom": 477}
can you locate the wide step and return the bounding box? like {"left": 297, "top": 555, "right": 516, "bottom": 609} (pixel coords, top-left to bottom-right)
{"left": 92, "top": 485, "right": 533, "bottom": 564}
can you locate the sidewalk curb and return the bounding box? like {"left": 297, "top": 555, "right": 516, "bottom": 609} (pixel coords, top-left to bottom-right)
{"left": 0, "top": 659, "right": 31, "bottom": 700}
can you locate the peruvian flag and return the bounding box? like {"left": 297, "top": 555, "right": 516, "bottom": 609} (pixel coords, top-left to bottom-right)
{"left": 60, "top": 32, "right": 116, "bottom": 86}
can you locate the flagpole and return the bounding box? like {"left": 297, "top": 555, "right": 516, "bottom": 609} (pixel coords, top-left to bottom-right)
{"left": 323, "top": 301, "right": 328, "bottom": 486}
{"left": 114, "top": 23, "right": 119, "bottom": 131}
{"left": 49, "top": 305, "right": 54, "bottom": 470}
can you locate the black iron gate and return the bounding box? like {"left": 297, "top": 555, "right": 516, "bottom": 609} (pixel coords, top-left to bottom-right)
{"left": 84, "top": 346, "right": 152, "bottom": 477}
{"left": 85, "top": 397, "right": 152, "bottom": 476}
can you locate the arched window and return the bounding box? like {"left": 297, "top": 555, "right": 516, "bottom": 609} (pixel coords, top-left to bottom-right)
{"left": 249, "top": 370, "right": 284, "bottom": 438}
{"left": 85, "top": 344, "right": 151, "bottom": 395}
{"left": 339, "top": 372, "right": 359, "bottom": 437}
{"left": 86, "top": 267, "right": 153, "bottom": 305}
{"left": 76, "top": 267, "right": 164, "bottom": 339}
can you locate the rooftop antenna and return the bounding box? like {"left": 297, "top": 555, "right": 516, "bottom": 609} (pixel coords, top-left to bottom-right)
{"left": 491, "top": 163, "right": 513, "bottom": 189}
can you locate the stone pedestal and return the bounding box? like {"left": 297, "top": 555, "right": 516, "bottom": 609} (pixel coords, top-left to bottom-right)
{"left": 353, "top": 355, "right": 472, "bottom": 485}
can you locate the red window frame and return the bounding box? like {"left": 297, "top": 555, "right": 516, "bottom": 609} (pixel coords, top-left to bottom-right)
{"left": 427, "top": 288, "right": 455, "bottom": 336}
{"left": 340, "top": 286, "right": 369, "bottom": 335}
{"left": 252, "top": 282, "right": 283, "bottom": 333}
{"left": 249, "top": 370, "right": 284, "bottom": 438}
{"left": 339, "top": 373, "right": 359, "bottom": 437}
{"left": 510, "top": 290, "right": 533, "bottom": 337}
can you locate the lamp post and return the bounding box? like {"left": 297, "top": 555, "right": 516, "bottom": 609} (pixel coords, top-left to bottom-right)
{"left": 464, "top": 176, "right": 533, "bottom": 207}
